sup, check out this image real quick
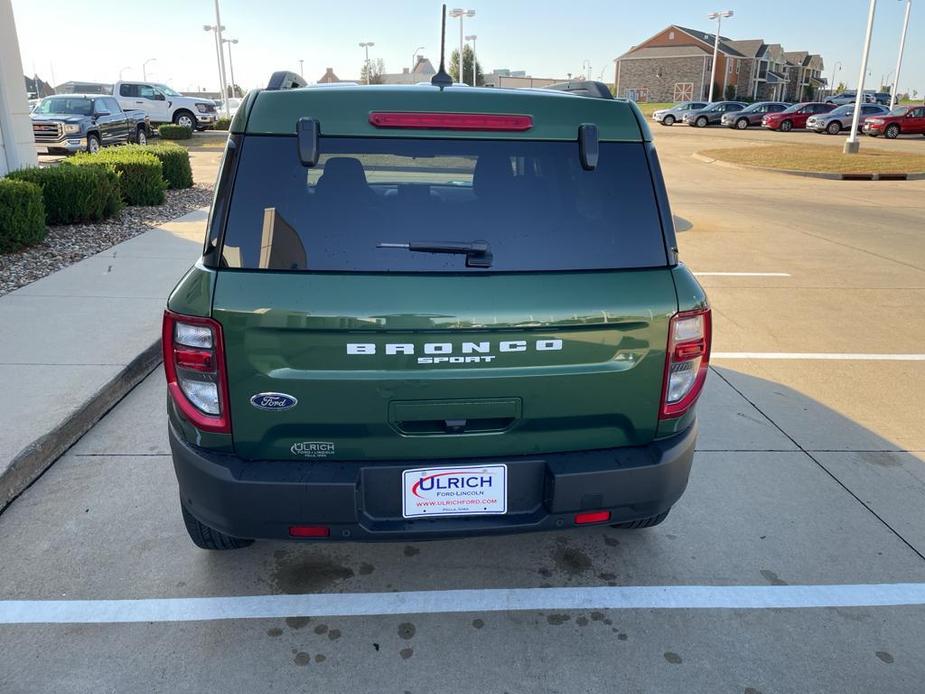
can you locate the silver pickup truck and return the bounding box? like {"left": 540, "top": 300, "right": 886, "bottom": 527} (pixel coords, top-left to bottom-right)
{"left": 31, "top": 94, "right": 150, "bottom": 155}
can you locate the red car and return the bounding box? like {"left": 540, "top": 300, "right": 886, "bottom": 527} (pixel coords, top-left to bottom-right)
{"left": 862, "top": 105, "right": 925, "bottom": 139}
{"left": 762, "top": 102, "right": 835, "bottom": 132}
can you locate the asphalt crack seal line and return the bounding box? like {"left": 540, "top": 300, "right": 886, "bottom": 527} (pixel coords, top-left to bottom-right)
{"left": 2, "top": 584, "right": 925, "bottom": 624}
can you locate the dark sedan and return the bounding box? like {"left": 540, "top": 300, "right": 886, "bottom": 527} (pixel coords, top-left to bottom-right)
{"left": 682, "top": 101, "right": 747, "bottom": 127}
{"left": 721, "top": 101, "right": 789, "bottom": 129}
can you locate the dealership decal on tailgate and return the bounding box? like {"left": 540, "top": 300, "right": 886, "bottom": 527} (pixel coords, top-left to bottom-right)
{"left": 402, "top": 465, "right": 507, "bottom": 518}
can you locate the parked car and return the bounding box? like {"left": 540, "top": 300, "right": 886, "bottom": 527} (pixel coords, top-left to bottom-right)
{"left": 826, "top": 90, "right": 889, "bottom": 106}
{"left": 683, "top": 101, "right": 747, "bottom": 127}
{"left": 721, "top": 101, "right": 789, "bottom": 129}
{"left": 761, "top": 102, "right": 835, "bottom": 131}
{"left": 163, "top": 72, "right": 709, "bottom": 549}
{"left": 31, "top": 94, "right": 150, "bottom": 154}
{"left": 652, "top": 101, "right": 708, "bottom": 126}
{"left": 807, "top": 103, "right": 889, "bottom": 135}
{"left": 112, "top": 80, "right": 218, "bottom": 130}
{"left": 862, "top": 105, "right": 925, "bottom": 139}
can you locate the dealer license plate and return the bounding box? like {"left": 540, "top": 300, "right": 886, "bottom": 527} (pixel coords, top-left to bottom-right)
{"left": 402, "top": 464, "right": 507, "bottom": 518}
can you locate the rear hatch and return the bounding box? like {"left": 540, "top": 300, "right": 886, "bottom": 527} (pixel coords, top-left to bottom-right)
{"left": 213, "top": 131, "right": 677, "bottom": 461}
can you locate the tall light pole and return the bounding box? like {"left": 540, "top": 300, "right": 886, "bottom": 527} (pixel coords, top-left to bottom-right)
{"left": 298, "top": 59, "right": 304, "bottom": 78}
{"left": 142, "top": 58, "right": 156, "bottom": 81}
{"left": 359, "top": 41, "right": 375, "bottom": 84}
{"left": 890, "top": 0, "right": 912, "bottom": 109}
{"left": 465, "top": 35, "right": 477, "bottom": 85}
{"left": 118, "top": 65, "right": 131, "bottom": 81}
{"left": 203, "top": 1, "right": 230, "bottom": 114}
{"left": 203, "top": 25, "right": 226, "bottom": 107}
{"left": 706, "top": 10, "right": 733, "bottom": 101}
{"left": 222, "top": 38, "right": 238, "bottom": 97}
{"left": 828, "top": 61, "right": 842, "bottom": 97}
{"left": 412, "top": 46, "right": 425, "bottom": 73}
{"left": 845, "top": 0, "right": 877, "bottom": 154}
{"left": 448, "top": 8, "right": 475, "bottom": 84}
{"left": 582, "top": 59, "right": 592, "bottom": 81}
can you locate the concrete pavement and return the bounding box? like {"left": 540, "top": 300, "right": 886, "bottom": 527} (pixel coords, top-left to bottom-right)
{"left": 0, "top": 208, "right": 207, "bottom": 509}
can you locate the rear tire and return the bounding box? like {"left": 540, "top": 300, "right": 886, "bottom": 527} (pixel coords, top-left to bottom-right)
{"left": 695, "top": 116, "right": 708, "bottom": 128}
{"left": 173, "top": 110, "right": 197, "bottom": 130}
{"left": 885, "top": 124, "right": 900, "bottom": 139}
{"left": 87, "top": 133, "right": 101, "bottom": 153}
{"left": 779, "top": 119, "right": 793, "bottom": 132}
{"left": 826, "top": 121, "right": 842, "bottom": 135}
{"left": 135, "top": 126, "right": 147, "bottom": 145}
{"left": 611, "top": 509, "right": 671, "bottom": 530}
{"left": 735, "top": 118, "right": 748, "bottom": 130}
{"left": 181, "top": 505, "right": 254, "bottom": 550}
{"left": 663, "top": 115, "right": 675, "bottom": 126}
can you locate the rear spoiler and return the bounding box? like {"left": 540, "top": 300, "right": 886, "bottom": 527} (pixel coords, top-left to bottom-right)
{"left": 543, "top": 80, "right": 614, "bottom": 100}
{"left": 266, "top": 71, "right": 307, "bottom": 91}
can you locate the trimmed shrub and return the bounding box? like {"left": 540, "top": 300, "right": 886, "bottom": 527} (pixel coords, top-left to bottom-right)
{"left": 8, "top": 165, "right": 122, "bottom": 225}
{"left": 68, "top": 149, "right": 166, "bottom": 206}
{"left": 158, "top": 124, "right": 192, "bottom": 140}
{"left": 0, "top": 178, "right": 46, "bottom": 252}
{"left": 140, "top": 143, "right": 193, "bottom": 189}
{"left": 213, "top": 117, "right": 231, "bottom": 131}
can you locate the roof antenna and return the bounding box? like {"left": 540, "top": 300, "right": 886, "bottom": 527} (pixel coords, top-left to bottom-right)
{"left": 431, "top": 4, "right": 453, "bottom": 89}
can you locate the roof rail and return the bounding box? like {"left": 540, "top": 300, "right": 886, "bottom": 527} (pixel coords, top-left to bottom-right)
{"left": 543, "top": 80, "right": 614, "bottom": 100}
{"left": 266, "top": 71, "right": 307, "bottom": 91}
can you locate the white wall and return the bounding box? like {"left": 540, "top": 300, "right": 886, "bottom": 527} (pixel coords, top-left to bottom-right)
{"left": 0, "top": 0, "right": 37, "bottom": 176}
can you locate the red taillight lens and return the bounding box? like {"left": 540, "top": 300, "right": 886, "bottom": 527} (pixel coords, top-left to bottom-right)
{"left": 369, "top": 112, "right": 533, "bottom": 131}
{"left": 660, "top": 308, "right": 712, "bottom": 420}
{"left": 575, "top": 510, "right": 611, "bottom": 525}
{"left": 289, "top": 525, "right": 331, "bottom": 538}
{"left": 162, "top": 310, "right": 231, "bottom": 434}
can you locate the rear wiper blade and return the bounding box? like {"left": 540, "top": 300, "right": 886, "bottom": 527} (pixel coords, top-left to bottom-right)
{"left": 377, "top": 240, "right": 493, "bottom": 268}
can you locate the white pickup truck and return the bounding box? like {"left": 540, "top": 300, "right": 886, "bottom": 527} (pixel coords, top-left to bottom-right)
{"left": 111, "top": 81, "right": 218, "bottom": 130}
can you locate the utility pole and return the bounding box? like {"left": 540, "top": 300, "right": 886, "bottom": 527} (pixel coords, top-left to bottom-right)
{"left": 298, "top": 59, "right": 304, "bottom": 78}
{"left": 449, "top": 8, "right": 475, "bottom": 83}
{"left": 223, "top": 38, "right": 238, "bottom": 97}
{"left": 845, "top": 0, "right": 877, "bottom": 154}
{"left": 412, "top": 46, "right": 425, "bottom": 74}
{"left": 890, "top": 0, "right": 912, "bottom": 109}
{"left": 359, "top": 42, "right": 375, "bottom": 84}
{"left": 142, "top": 58, "right": 156, "bottom": 81}
{"left": 213, "top": 0, "right": 229, "bottom": 113}
{"left": 706, "top": 10, "right": 733, "bottom": 101}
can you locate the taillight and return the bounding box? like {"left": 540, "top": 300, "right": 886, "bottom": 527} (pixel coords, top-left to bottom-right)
{"left": 660, "top": 308, "right": 711, "bottom": 419}
{"left": 162, "top": 310, "right": 231, "bottom": 433}
{"left": 368, "top": 112, "right": 533, "bottom": 131}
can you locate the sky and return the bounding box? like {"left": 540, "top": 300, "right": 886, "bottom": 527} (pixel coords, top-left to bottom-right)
{"left": 10, "top": 0, "right": 924, "bottom": 98}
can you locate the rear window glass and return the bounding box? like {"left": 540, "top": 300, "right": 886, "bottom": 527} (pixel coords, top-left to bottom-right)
{"left": 220, "top": 136, "right": 667, "bottom": 272}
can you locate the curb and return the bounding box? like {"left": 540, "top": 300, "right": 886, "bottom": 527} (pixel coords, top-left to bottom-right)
{"left": 0, "top": 341, "right": 162, "bottom": 512}
{"left": 691, "top": 153, "right": 925, "bottom": 181}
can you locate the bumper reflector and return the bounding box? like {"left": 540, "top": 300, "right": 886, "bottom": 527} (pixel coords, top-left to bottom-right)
{"left": 289, "top": 525, "right": 331, "bottom": 538}
{"left": 575, "top": 510, "right": 611, "bottom": 525}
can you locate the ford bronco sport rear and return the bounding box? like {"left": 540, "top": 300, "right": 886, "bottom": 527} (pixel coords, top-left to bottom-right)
{"left": 164, "top": 71, "right": 710, "bottom": 550}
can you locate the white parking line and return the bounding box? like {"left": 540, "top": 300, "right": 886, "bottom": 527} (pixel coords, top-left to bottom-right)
{"left": 713, "top": 352, "right": 925, "bottom": 361}
{"left": 694, "top": 272, "right": 791, "bottom": 277}
{"left": 2, "top": 583, "right": 925, "bottom": 624}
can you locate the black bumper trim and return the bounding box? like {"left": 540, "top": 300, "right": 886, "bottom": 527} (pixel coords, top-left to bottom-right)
{"left": 169, "top": 422, "right": 696, "bottom": 542}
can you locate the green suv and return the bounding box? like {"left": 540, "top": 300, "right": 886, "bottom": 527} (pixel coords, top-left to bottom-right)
{"left": 163, "top": 73, "right": 710, "bottom": 549}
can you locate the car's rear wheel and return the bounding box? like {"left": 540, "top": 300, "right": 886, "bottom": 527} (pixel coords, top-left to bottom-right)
{"left": 779, "top": 119, "right": 793, "bottom": 132}
{"left": 87, "top": 133, "right": 101, "bottom": 153}
{"left": 735, "top": 118, "right": 748, "bottom": 130}
{"left": 135, "top": 126, "right": 147, "bottom": 145}
{"left": 173, "top": 110, "right": 196, "bottom": 130}
{"left": 885, "top": 124, "right": 900, "bottom": 139}
{"left": 826, "top": 121, "right": 842, "bottom": 135}
{"left": 611, "top": 509, "right": 671, "bottom": 530}
{"left": 181, "top": 505, "right": 254, "bottom": 550}
{"left": 663, "top": 115, "right": 675, "bottom": 126}
{"left": 696, "top": 116, "right": 708, "bottom": 128}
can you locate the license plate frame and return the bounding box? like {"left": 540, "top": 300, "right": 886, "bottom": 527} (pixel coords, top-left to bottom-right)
{"left": 402, "top": 464, "right": 507, "bottom": 518}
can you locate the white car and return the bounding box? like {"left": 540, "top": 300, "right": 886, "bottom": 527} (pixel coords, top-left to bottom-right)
{"left": 112, "top": 81, "right": 218, "bottom": 130}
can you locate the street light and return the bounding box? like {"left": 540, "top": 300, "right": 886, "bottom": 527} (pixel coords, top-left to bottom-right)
{"left": 706, "top": 10, "right": 733, "bottom": 101}
{"left": 359, "top": 41, "right": 375, "bottom": 84}
{"left": 142, "top": 58, "right": 156, "bottom": 81}
{"left": 298, "top": 59, "right": 304, "bottom": 78}
{"left": 222, "top": 38, "right": 239, "bottom": 97}
{"left": 118, "top": 65, "right": 131, "bottom": 80}
{"left": 448, "top": 8, "right": 475, "bottom": 84}
{"left": 828, "top": 61, "right": 842, "bottom": 97}
{"left": 412, "top": 46, "right": 425, "bottom": 73}
{"left": 845, "top": 0, "right": 877, "bottom": 154}
{"left": 890, "top": 0, "right": 912, "bottom": 109}
{"left": 465, "top": 35, "right": 477, "bottom": 86}
{"left": 582, "top": 59, "right": 592, "bottom": 81}
{"left": 203, "top": 0, "right": 230, "bottom": 116}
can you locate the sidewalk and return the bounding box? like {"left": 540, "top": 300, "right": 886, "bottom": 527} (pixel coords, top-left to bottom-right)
{"left": 0, "top": 207, "right": 208, "bottom": 510}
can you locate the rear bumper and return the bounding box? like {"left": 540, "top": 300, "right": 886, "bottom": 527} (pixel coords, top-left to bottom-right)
{"left": 169, "top": 422, "right": 697, "bottom": 542}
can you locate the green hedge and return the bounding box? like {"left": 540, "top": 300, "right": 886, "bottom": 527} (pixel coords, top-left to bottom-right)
{"left": 0, "top": 178, "right": 46, "bottom": 252}
{"left": 139, "top": 143, "right": 193, "bottom": 189}
{"left": 158, "top": 124, "right": 192, "bottom": 140}
{"left": 8, "top": 165, "right": 121, "bottom": 225}
{"left": 213, "top": 117, "right": 231, "bottom": 131}
{"left": 67, "top": 149, "right": 165, "bottom": 206}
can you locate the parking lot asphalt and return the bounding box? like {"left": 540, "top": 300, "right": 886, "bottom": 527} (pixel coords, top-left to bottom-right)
{"left": 2, "top": 123, "right": 924, "bottom": 693}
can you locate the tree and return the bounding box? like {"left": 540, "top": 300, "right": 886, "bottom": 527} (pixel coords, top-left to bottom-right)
{"left": 360, "top": 58, "right": 386, "bottom": 85}
{"left": 449, "top": 45, "right": 484, "bottom": 86}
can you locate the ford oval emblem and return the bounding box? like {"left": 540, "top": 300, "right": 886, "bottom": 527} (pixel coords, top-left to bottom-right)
{"left": 249, "top": 392, "right": 298, "bottom": 411}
